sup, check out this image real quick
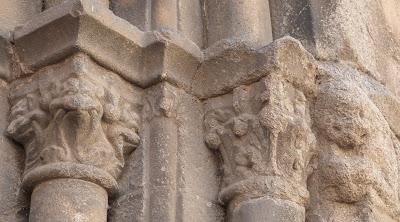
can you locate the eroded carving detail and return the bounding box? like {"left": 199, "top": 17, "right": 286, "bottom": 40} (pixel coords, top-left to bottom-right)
{"left": 204, "top": 75, "right": 316, "bottom": 206}
{"left": 143, "top": 82, "right": 179, "bottom": 120}
{"left": 7, "top": 57, "right": 141, "bottom": 193}
{"left": 309, "top": 75, "right": 400, "bottom": 221}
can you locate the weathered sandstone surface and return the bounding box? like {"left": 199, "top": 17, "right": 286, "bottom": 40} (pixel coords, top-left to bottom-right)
{"left": 0, "top": 0, "right": 399, "bottom": 221}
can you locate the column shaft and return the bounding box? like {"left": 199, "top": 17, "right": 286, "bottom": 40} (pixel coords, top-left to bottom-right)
{"left": 206, "top": 0, "right": 273, "bottom": 47}
{"left": 29, "top": 179, "right": 108, "bottom": 222}
{"left": 151, "top": 0, "right": 178, "bottom": 31}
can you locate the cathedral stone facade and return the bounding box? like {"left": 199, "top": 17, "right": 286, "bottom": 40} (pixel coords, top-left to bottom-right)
{"left": 0, "top": 0, "right": 400, "bottom": 221}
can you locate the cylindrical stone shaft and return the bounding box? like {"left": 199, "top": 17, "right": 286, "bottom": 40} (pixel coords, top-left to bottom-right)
{"left": 148, "top": 118, "right": 178, "bottom": 222}
{"left": 229, "top": 197, "right": 304, "bottom": 222}
{"left": 206, "top": 0, "right": 273, "bottom": 47}
{"left": 151, "top": 0, "right": 178, "bottom": 31}
{"left": 29, "top": 178, "right": 108, "bottom": 222}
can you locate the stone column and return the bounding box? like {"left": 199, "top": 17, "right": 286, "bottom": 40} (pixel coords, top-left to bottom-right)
{"left": 30, "top": 179, "right": 108, "bottom": 222}
{"left": 151, "top": 0, "right": 178, "bottom": 31}
{"left": 205, "top": 0, "right": 273, "bottom": 47}
{"left": 144, "top": 83, "right": 179, "bottom": 222}
{"left": 204, "top": 72, "right": 316, "bottom": 222}
{"left": 6, "top": 54, "right": 142, "bottom": 222}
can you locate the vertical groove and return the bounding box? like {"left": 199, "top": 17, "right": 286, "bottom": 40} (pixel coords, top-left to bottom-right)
{"left": 177, "top": 0, "right": 181, "bottom": 34}
{"left": 201, "top": 0, "right": 209, "bottom": 48}
{"left": 146, "top": 0, "right": 152, "bottom": 31}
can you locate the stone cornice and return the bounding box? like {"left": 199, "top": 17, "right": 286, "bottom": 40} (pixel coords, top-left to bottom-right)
{"left": 12, "top": 0, "right": 317, "bottom": 101}
{"left": 13, "top": 0, "right": 202, "bottom": 87}
{"left": 192, "top": 37, "right": 317, "bottom": 98}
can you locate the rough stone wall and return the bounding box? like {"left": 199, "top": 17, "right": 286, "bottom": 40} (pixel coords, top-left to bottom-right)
{"left": 0, "top": 0, "right": 399, "bottom": 222}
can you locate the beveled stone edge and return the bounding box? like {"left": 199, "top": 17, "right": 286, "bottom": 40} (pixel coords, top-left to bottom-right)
{"left": 192, "top": 36, "right": 318, "bottom": 99}
{"left": 11, "top": 0, "right": 318, "bottom": 102}
{"left": 12, "top": 0, "right": 203, "bottom": 87}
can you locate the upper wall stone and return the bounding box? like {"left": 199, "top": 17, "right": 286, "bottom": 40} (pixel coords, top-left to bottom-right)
{"left": 0, "top": 0, "right": 42, "bottom": 32}
{"left": 310, "top": 0, "right": 400, "bottom": 96}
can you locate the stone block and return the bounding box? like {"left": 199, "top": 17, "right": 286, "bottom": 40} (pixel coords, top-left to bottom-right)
{"left": 14, "top": 0, "right": 202, "bottom": 88}
{"left": 192, "top": 36, "right": 317, "bottom": 98}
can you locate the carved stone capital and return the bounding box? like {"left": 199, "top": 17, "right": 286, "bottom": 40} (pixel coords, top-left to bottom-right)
{"left": 204, "top": 74, "right": 316, "bottom": 206}
{"left": 7, "top": 54, "right": 142, "bottom": 194}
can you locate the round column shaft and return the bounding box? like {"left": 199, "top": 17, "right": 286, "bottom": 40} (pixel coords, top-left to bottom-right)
{"left": 206, "top": 0, "right": 273, "bottom": 47}
{"left": 29, "top": 179, "right": 108, "bottom": 222}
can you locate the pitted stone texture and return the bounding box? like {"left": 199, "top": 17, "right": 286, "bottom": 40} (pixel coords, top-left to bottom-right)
{"left": 142, "top": 82, "right": 223, "bottom": 222}
{"left": 230, "top": 197, "right": 304, "bottom": 222}
{"left": 310, "top": 0, "right": 400, "bottom": 97}
{"left": 0, "top": 0, "right": 41, "bottom": 31}
{"left": 205, "top": 0, "right": 273, "bottom": 48}
{"left": 30, "top": 179, "right": 108, "bottom": 222}
{"left": 13, "top": 0, "right": 202, "bottom": 89}
{"left": 269, "top": 0, "right": 314, "bottom": 50}
{"left": 2, "top": 0, "right": 400, "bottom": 221}
{"left": 193, "top": 36, "right": 318, "bottom": 99}
{"left": 308, "top": 63, "right": 400, "bottom": 222}
{"left": 0, "top": 80, "right": 27, "bottom": 222}
{"left": 7, "top": 54, "right": 142, "bottom": 193}
{"left": 203, "top": 54, "right": 317, "bottom": 221}
{"left": 44, "top": 0, "right": 109, "bottom": 9}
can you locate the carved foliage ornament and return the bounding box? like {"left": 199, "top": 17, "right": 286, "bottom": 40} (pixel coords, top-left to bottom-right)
{"left": 7, "top": 56, "right": 141, "bottom": 193}
{"left": 204, "top": 75, "right": 315, "bottom": 205}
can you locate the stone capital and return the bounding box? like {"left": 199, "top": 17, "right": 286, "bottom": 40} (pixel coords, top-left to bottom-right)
{"left": 204, "top": 72, "right": 316, "bottom": 207}
{"left": 7, "top": 53, "right": 142, "bottom": 194}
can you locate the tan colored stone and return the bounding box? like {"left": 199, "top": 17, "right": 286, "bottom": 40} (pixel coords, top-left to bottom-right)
{"left": 1, "top": 1, "right": 400, "bottom": 221}
{"left": 30, "top": 179, "right": 108, "bottom": 222}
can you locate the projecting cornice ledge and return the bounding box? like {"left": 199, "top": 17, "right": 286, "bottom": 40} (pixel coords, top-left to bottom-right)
{"left": 12, "top": 0, "right": 317, "bottom": 101}
{"left": 192, "top": 36, "right": 318, "bottom": 99}
{"left": 12, "top": 0, "right": 203, "bottom": 87}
